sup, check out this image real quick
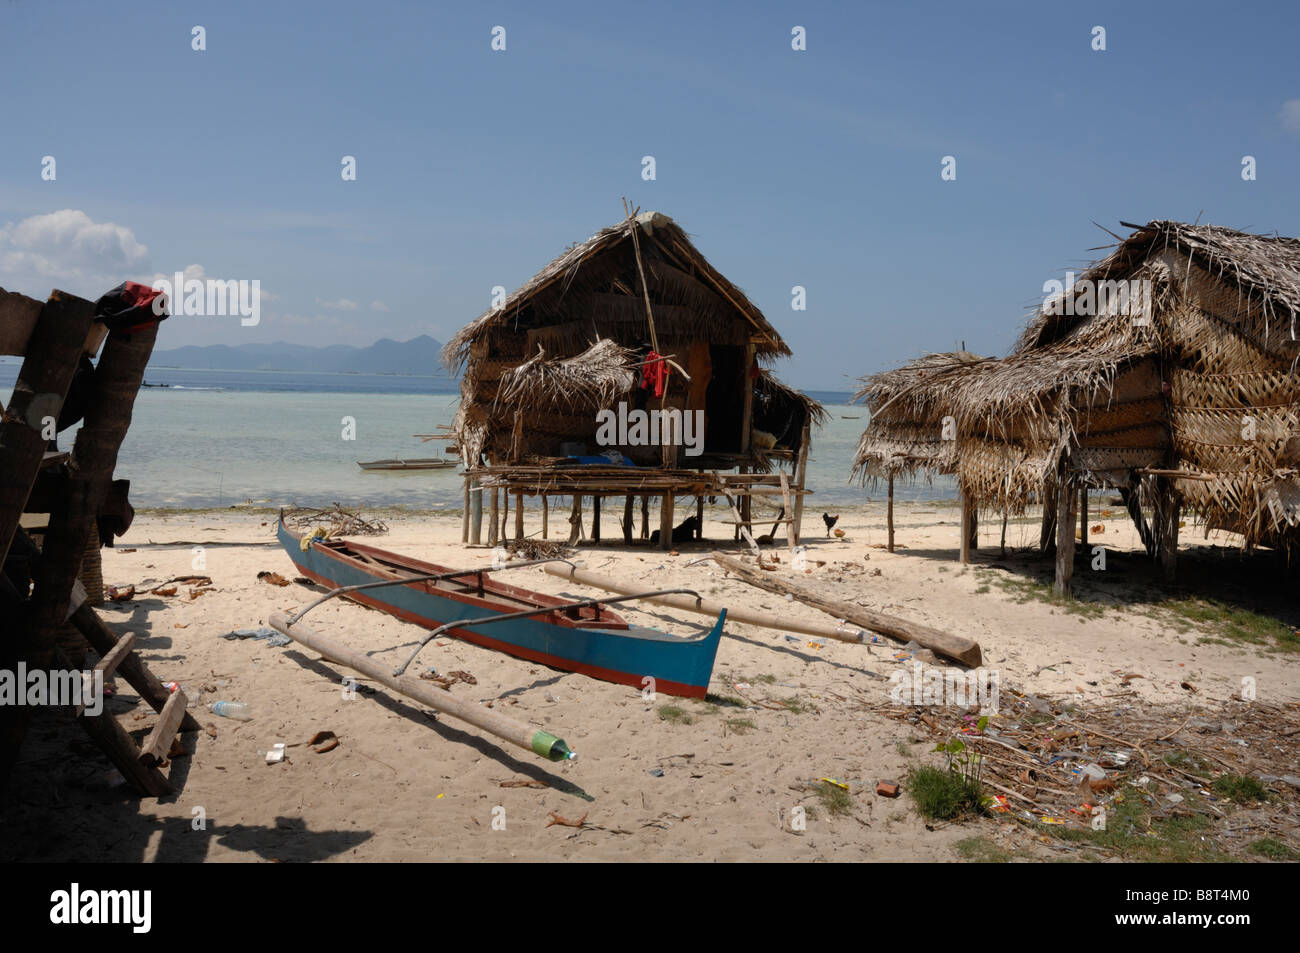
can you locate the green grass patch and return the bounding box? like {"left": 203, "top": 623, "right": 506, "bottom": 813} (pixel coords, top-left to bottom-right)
{"left": 955, "top": 835, "right": 1013, "bottom": 863}
{"left": 725, "top": 718, "right": 757, "bottom": 735}
{"left": 907, "top": 765, "right": 984, "bottom": 821}
{"left": 815, "top": 780, "right": 853, "bottom": 816}
{"left": 1247, "top": 838, "right": 1300, "bottom": 861}
{"left": 1211, "top": 773, "right": 1270, "bottom": 803}
{"left": 777, "top": 696, "right": 819, "bottom": 715}
{"left": 1051, "top": 795, "right": 1233, "bottom": 862}
{"left": 1157, "top": 597, "right": 1299, "bottom": 653}
{"left": 976, "top": 570, "right": 1105, "bottom": 618}
{"left": 657, "top": 705, "right": 694, "bottom": 726}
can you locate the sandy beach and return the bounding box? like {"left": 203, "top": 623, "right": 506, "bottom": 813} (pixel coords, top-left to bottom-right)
{"left": 4, "top": 501, "right": 1297, "bottom": 863}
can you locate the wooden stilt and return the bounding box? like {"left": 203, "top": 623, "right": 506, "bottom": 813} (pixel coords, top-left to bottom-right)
{"left": 470, "top": 477, "right": 483, "bottom": 545}
{"left": 1079, "top": 487, "right": 1088, "bottom": 549}
{"left": 488, "top": 488, "right": 499, "bottom": 546}
{"left": 640, "top": 496, "right": 649, "bottom": 539}
{"left": 1039, "top": 483, "right": 1058, "bottom": 555}
{"left": 541, "top": 495, "right": 549, "bottom": 540}
{"left": 659, "top": 493, "right": 674, "bottom": 550}
{"left": 514, "top": 491, "right": 524, "bottom": 541}
{"left": 592, "top": 496, "right": 601, "bottom": 543}
{"left": 461, "top": 476, "right": 470, "bottom": 543}
{"left": 887, "top": 475, "right": 895, "bottom": 553}
{"left": 791, "top": 418, "right": 810, "bottom": 544}
{"left": 695, "top": 495, "right": 704, "bottom": 540}
{"left": 623, "top": 495, "right": 633, "bottom": 544}
{"left": 959, "top": 491, "right": 975, "bottom": 563}
{"left": 568, "top": 496, "right": 583, "bottom": 545}
{"left": 1157, "top": 478, "right": 1179, "bottom": 582}
{"left": 501, "top": 490, "right": 510, "bottom": 542}
{"left": 1054, "top": 479, "right": 1077, "bottom": 598}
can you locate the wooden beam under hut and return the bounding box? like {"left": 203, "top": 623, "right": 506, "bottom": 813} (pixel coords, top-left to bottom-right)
{"left": 1054, "top": 477, "right": 1078, "bottom": 598}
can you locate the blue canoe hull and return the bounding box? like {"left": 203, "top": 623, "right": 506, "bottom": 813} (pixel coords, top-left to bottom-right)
{"left": 278, "top": 519, "right": 724, "bottom": 697}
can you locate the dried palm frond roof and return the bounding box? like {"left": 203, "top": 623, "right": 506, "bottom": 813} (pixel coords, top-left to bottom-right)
{"left": 442, "top": 211, "right": 790, "bottom": 371}
{"left": 495, "top": 338, "right": 637, "bottom": 413}
{"left": 755, "top": 369, "right": 828, "bottom": 426}
{"left": 1020, "top": 220, "right": 1300, "bottom": 352}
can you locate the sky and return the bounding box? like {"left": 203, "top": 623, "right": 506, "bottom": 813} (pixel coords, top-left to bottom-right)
{"left": 2, "top": 0, "right": 1299, "bottom": 391}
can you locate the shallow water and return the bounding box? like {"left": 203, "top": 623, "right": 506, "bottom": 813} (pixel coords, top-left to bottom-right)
{"left": 2, "top": 365, "right": 956, "bottom": 509}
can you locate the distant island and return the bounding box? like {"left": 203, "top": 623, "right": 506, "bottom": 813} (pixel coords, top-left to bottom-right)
{"left": 148, "top": 334, "right": 455, "bottom": 379}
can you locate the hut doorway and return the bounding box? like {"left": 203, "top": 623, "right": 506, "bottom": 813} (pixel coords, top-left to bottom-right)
{"left": 704, "top": 344, "right": 746, "bottom": 453}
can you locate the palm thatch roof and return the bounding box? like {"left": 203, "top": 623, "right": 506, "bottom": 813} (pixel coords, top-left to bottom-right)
{"left": 445, "top": 210, "right": 815, "bottom": 468}
{"left": 854, "top": 220, "right": 1300, "bottom": 548}
{"left": 443, "top": 211, "right": 789, "bottom": 373}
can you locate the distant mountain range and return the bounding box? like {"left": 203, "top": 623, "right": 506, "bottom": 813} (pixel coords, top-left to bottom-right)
{"left": 148, "top": 335, "right": 455, "bottom": 378}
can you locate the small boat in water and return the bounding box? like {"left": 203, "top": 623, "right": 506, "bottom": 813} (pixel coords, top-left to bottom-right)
{"left": 357, "top": 458, "right": 457, "bottom": 471}
{"left": 277, "top": 515, "right": 725, "bottom": 698}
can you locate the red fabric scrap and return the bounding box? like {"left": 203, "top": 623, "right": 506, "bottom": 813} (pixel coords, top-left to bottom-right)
{"left": 641, "top": 350, "right": 670, "bottom": 398}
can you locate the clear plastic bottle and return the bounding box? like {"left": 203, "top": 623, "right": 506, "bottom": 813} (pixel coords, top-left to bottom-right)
{"left": 208, "top": 700, "right": 252, "bottom": 721}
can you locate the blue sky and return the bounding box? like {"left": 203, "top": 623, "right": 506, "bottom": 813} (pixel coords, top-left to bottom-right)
{"left": 2, "top": 0, "right": 1299, "bottom": 390}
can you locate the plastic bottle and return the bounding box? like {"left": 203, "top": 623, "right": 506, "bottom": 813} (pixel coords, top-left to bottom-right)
{"left": 209, "top": 701, "right": 252, "bottom": 721}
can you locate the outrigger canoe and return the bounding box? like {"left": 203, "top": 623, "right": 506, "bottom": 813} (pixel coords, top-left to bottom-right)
{"left": 277, "top": 515, "right": 725, "bottom": 698}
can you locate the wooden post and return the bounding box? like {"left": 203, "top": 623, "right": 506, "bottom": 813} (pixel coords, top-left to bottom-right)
{"left": 695, "top": 495, "right": 704, "bottom": 540}
{"left": 592, "top": 495, "right": 601, "bottom": 542}
{"left": 568, "top": 496, "right": 583, "bottom": 545}
{"left": 623, "top": 495, "right": 634, "bottom": 544}
{"left": 1157, "top": 478, "right": 1179, "bottom": 582}
{"left": 739, "top": 342, "right": 756, "bottom": 454}
{"left": 779, "top": 472, "right": 795, "bottom": 552}
{"left": 1079, "top": 487, "right": 1088, "bottom": 549}
{"left": 1054, "top": 478, "right": 1077, "bottom": 598}
{"left": 659, "top": 492, "right": 674, "bottom": 550}
{"left": 1039, "top": 482, "right": 1058, "bottom": 555}
{"left": 541, "top": 495, "right": 549, "bottom": 540}
{"left": 514, "top": 491, "right": 524, "bottom": 541}
{"left": 461, "top": 476, "right": 471, "bottom": 543}
{"left": 488, "top": 487, "right": 499, "bottom": 546}
{"left": 470, "top": 476, "right": 483, "bottom": 545}
{"left": 501, "top": 490, "right": 510, "bottom": 542}
{"left": 887, "top": 476, "right": 895, "bottom": 553}
{"left": 0, "top": 290, "right": 95, "bottom": 565}
{"left": 791, "top": 418, "right": 810, "bottom": 545}
{"left": 640, "top": 495, "right": 649, "bottom": 539}
{"left": 959, "top": 491, "right": 975, "bottom": 563}
{"left": 738, "top": 466, "right": 752, "bottom": 541}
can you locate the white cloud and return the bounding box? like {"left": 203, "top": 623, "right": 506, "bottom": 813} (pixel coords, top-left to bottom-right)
{"left": 317, "top": 297, "right": 359, "bottom": 311}
{"left": 1283, "top": 99, "right": 1300, "bottom": 134}
{"left": 0, "top": 209, "right": 150, "bottom": 295}
{"left": 370, "top": 299, "right": 390, "bottom": 312}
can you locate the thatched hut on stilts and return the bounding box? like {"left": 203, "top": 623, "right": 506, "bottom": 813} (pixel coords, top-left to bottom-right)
{"left": 853, "top": 220, "right": 1300, "bottom": 596}
{"left": 444, "top": 209, "right": 824, "bottom": 550}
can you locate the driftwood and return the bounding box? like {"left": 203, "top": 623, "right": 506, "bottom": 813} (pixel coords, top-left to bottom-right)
{"left": 543, "top": 562, "right": 868, "bottom": 644}
{"left": 268, "top": 612, "right": 575, "bottom": 762}
{"left": 709, "top": 551, "right": 982, "bottom": 667}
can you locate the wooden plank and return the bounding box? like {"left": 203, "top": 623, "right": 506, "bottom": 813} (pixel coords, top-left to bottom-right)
{"left": 0, "top": 290, "right": 96, "bottom": 566}
{"left": 138, "top": 688, "right": 188, "bottom": 767}
{"left": 95, "top": 631, "right": 135, "bottom": 680}
{"left": 713, "top": 472, "right": 760, "bottom": 554}
{"left": 545, "top": 563, "right": 869, "bottom": 643}
{"left": 77, "top": 706, "right": 171, "bottom": 796}
{"left": 71, "top": 603, "right": 201, "bottom": 732}
{"left": 710, "top": 552, "right": 983, "bottom": 667}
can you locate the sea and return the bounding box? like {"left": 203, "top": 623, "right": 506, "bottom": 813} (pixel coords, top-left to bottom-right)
{"left": 0, "top": 362, "right": 957, "bottom": 510}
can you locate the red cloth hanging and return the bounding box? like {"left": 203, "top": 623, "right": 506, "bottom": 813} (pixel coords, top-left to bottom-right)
{"left": 641, "top": 350, "right": 670, "bottom": 398}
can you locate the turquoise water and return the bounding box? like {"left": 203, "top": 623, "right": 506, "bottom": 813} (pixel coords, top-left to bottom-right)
{"left": 2, "top": 366, "right": 956, "bottom": 509}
